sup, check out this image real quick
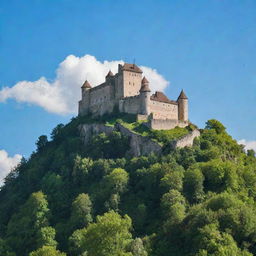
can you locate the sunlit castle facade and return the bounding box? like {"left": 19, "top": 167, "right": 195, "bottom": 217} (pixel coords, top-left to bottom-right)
{"left": 78, "top": 63, "right": 188, "bottom": 130}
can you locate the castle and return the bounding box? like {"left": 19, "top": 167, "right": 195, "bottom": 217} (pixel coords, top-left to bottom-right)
{"left": 78, "top": 63, "right": 189, "bottom": 130}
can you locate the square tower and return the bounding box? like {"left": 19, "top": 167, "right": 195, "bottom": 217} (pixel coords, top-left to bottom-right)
{"left": 115, "top": 63, "right": 143, "bottom": 99}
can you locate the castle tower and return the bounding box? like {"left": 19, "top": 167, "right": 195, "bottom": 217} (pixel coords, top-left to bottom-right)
{"left": 116, "top": 63, "right": 143, "bottom": 99}
{"left": 105, "top": 70, "right": 114, "bottom": 83}
{"left": 79, "top": 80, "right": 91, "bottom": 115}
{"left": 140, "top": 77, "right": 151, "bottom": 115}
{"left": 177, "top": 89, "right": 188, "bottom": 122}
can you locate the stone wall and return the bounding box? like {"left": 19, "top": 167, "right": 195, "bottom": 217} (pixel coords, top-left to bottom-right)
{"left": 89, "top": 83, "right": 115, "bottom": 116}
{"left": 119, "top": 95, "right": 141, "bottom": 114}
{"left": 147, "top": 119, "right": 188, "bottom": 130}
{"left": 149, "top": 100, "right": 178, "bottom": 119}
{"left": 122, "top": 70, "right": 142, "bottom": 97}
{"left": 169, "top": 129, "right": 200, "bottom": 149}
{"left": 79, "top": 123, "right": 200, "bottom": 157}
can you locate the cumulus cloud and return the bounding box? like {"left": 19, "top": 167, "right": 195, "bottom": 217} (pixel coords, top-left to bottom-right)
{"left": 238, "top": 139, "right": 256, "bottom": 152}
{"left": 0, "top": 55, "right": 169, "bottom": 115}
{"left": 0, "top": 150, "right": 22, "bottom": 186}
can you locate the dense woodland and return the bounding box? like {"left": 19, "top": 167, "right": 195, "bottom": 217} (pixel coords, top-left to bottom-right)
{"left": 0, "top": 115, "right": 256, "bottom": 256}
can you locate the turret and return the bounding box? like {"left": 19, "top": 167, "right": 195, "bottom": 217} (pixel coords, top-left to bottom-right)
{"left": 105, "top": 70, "right": 114, "bottom": 83}
{"left": 81, "top": 80, "right": 91, "bottom": 96}
{"left": 79, "top": 80, "right": 91, "bottom": 116}
{"left": 140, "top": 76, "right": 151, "bottom": 115}
{"left": 177, "top": 89, "right": 188, "bottom": 122}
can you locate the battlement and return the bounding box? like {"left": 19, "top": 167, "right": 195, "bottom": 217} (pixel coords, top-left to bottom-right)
{"left": 78, "top": 62, "right": 189, "bottom": 130}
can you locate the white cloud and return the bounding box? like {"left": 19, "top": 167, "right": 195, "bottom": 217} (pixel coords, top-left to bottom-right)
{"left": 0, "top": 55, "right": 169, "bottom": 115}
{"left": 238, "top": 139, "right": 256, "bottom": 152}
{"left": 0, "top": 150, "right": 22, "bottom": 186}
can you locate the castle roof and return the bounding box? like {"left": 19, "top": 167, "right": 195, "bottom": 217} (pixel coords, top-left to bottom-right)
{"left": 121, "top": 63, "right": 143, "bottom": 73}
{"left": 178, "top": 89, "right": 188, "bottom": 100}
{"left": 81, "top": 80, "right": 92, "bottom": 89}
{"left": 106, "top": 70, "right": 114, "bottom": 77}
{"left": 151, "top": 91, "right": 178, "bottom": 105}
{"left": 140, "top": 77, "right": 151, "bottom": 92}
{"left": 142, "top": 76, "right": 149, "bottom": 84}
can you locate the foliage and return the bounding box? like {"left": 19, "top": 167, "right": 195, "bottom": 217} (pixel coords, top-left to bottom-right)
{"left": 69, "top": 211, "right": 133, "bottom": 256}
{"left": 0, "top": 117, "right": 255, "bottom": 256}
{"left": 70, "top": 193, "right": 93, "bottom": 230}
{"left": 29, "top": 246, "right": 66, "bottom": 256}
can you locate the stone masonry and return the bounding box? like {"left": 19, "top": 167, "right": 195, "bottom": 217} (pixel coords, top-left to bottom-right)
{"left": 78, "top": 63, "right": 189, "bottom": 130}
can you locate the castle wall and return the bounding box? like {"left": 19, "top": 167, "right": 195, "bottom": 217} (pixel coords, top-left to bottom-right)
{"left": 119, "top": 95, "right": 141, "bottom": 114}
{"left": 115, "top": 72, "right": 123, "bottom": 99}
{"left": 123, "top": 71, "right": 142, "bottom": 97}
{"left": 88, "top": 83, "right": 115, "bottom": 116}
{"left": 147, "top": 119, "right": 188, "bottom": 130}
{"left": 79, "top": 100, "right": 87, "bottom": 115}
{"left": 149, "top": 100, "right": 178, "bottom": 119}
{"left": 169, "top": 129, "right": 200, "bottom": 149}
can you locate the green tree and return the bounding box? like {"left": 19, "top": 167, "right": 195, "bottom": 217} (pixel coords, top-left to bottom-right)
{"left": 247, "top": 149, "right": 255, "bottom": 157}
{"left": 0, "top": 238, "right": 16, "bottom": 256}
{"left": 200, "top": 160, "right": 239, "bottom": 192}
{"left": 29, "top": 246, "right": 66, "bottom": 256}
{"left": 36, "top": 135, "right": 48, "bottom": 151}
{"left": 195, "top": 224, "right": 252, "bottom": 256}
{"left": 102, "top": 168, "right": 129, "bottom": 210}
{"left": 6, "top": 191, "right": 50, "bottom": 256}
{"left": 183, "top": 169, "right": 204, "bottom": 203}
{"left": 70, "top": 193, "right": 93, "bottom": 230}
{"left": 160, "top": 170, "right": 184, "bottom": 192}
{"left": 161, "top": 190, "right": 186, "bottom": 227}
{"left": 69, "top": 211, "right": 133, "bottom": 256}
{"left": 130, "top": 238, "right": 148, "bottom": 256}
{"left": 72, "top": 156, "right": 93, "bottom": 186}
{"left": 205, "top": 119, "right": 226, "bottom": 134}
{"left": 36, "top": 226, "right": 57, "bottom": 248}
{"left": 51, "top": 124, "right": 64, "bottom": 140}
{"left": 103, "top": 168, "right": 129, "bottom": 194}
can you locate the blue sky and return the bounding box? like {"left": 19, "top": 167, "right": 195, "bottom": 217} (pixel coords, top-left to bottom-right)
{"left": 0, "top": 0, "right": 255, "bottom": 180}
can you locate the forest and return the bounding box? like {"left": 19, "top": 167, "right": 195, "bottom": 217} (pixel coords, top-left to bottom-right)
{"left": 0, "top": 115, "right": 255, "bottom": 256}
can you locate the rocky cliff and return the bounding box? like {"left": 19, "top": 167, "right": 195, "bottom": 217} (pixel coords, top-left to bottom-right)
{"left": 79, "top": 123, "right": 200, "bottom": 157}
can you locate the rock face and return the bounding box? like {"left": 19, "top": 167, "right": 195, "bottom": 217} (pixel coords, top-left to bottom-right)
{"left": 79, "top": 123, "right": 115, "bottom": 144}
{"left": 115, "top": 123, "right": 162, "bottom": 157}
{"left": 79, "top": 123, "right": 200, "bottom": 157}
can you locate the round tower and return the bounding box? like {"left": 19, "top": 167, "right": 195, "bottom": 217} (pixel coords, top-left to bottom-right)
{"left": 140, "top": 76, "right": 151, "bottom": 115}
{"left": 177, "top": 89, "right": 188, "bottom": 122}
{"left": 79, "top": 80, "right": 91, "bottom": 115}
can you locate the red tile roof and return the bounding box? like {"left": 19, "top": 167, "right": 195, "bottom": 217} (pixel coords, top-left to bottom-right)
{"left": 81, "top": 80, "right": 92, "bottom": 89}
{"left": 178, "top": 90, "right": 188, "bottom": 99}
{"left": 121, "top": 63, "right": 143, "bottom": 73}
{"left": 151, "top": 91, "right": 177, "bottom": 104}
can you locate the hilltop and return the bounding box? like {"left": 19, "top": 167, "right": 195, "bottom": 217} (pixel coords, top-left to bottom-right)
{"left": 0, "top": 115, "right": 255, "bottom": 256}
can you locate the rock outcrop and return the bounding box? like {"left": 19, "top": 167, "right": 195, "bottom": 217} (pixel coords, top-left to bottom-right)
{"left": 79, "top": 123, "right": 200, "bottom": 157}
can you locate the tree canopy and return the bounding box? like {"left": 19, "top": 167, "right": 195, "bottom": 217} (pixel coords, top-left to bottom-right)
{"left": 0, "top": 116, "right": 255, "bottom": 256}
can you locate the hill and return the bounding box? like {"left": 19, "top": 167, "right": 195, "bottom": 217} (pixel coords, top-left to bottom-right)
{"left": 0, "top": 115, "right": 255, "bottom": 256}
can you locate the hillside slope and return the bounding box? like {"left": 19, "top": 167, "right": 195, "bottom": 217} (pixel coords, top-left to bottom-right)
{"left": 0, "top": 116, "right": 255, "bottom": 256}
